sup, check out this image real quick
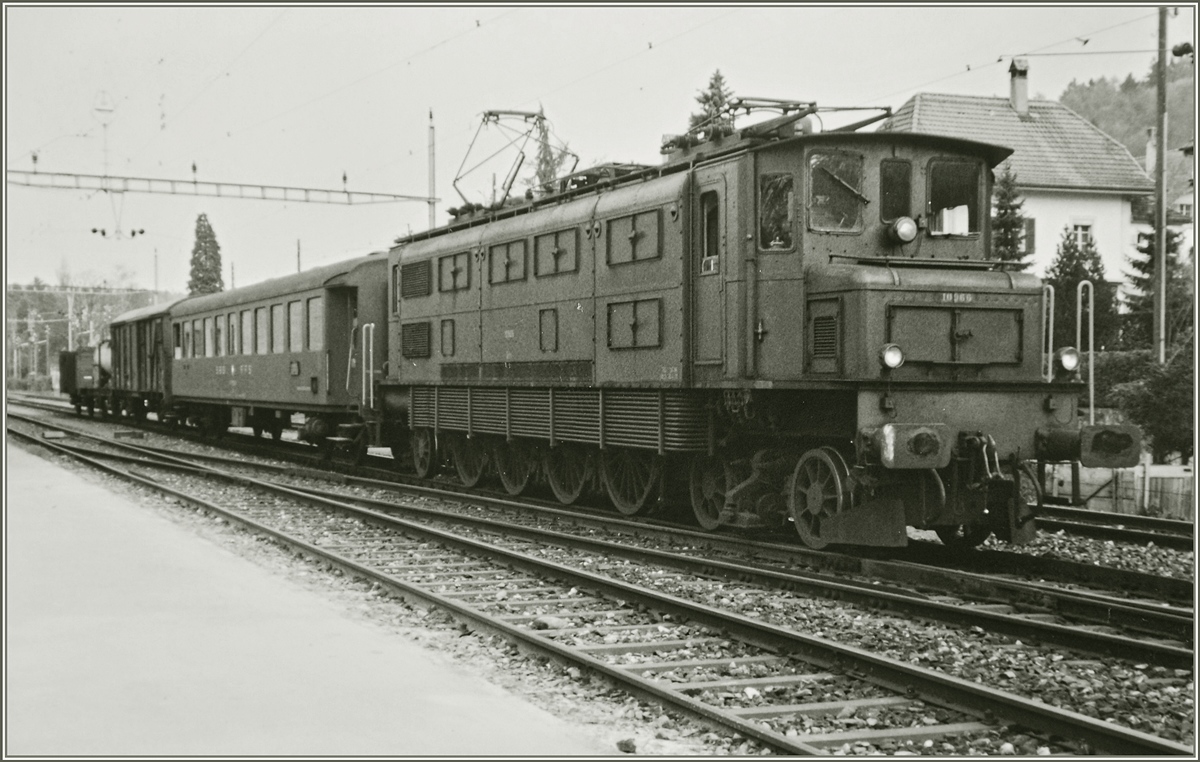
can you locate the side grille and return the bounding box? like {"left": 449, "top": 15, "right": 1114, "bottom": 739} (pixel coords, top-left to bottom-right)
{"left": 400, "top": 260, "right": 432, "bottom": 299}
{"left": 812, "top": 316, "right": 838, "bottom": 357}
{"left": 400, "top": 321, "right": 431, "bottom": 358}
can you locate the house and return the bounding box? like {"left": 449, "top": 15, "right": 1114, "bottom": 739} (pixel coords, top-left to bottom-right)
{"left": 879, "top": 59, "right": 1154, "bottom": 285}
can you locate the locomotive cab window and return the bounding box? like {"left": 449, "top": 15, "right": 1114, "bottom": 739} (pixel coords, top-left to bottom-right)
{"left": 880, "top": 160, "right": 912, "bottom": 221}
{"left": 808, "top": 151, "right": 865, "bottom": 232}
{"left": 758, "top": 175, "right": 793, "bottom": 250}
{"left": 928, "top": 160, "right": 980, "bottom": 236}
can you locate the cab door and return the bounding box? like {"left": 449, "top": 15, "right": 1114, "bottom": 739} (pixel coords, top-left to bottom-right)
{"left": 691, "top": 170, "right": 728, "bottom": 384}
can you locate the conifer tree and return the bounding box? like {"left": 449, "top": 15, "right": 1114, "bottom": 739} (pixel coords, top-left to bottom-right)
{"left": 187, "top": 213, "right": 224, "bottom": 295}
{"left": 990, "top": 165, "right": 1031, "bottom": 270}
{"left": 1119, "top": 225, "right": 1192, "bottom": 349}
{"left": 1044, "top": 227, "right": 1118, "bottom": 351}
{"left": 688, "top": 69, "right": 736, "bottom": 139}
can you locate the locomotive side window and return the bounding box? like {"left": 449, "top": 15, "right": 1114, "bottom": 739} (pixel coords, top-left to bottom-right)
{"left": 534, "top": 229, "right": 579, "bottom": 276}
{"left": 607, "top": 210, "right": 661, "bottom": 265}
{"left": 928, "top": 160, "right": 980, "bottom": 236}
{"left": 488, "top": 240, "right": 527, "bottom": 284}
{"left": 255, "top": 308, "right": 269, "bottom": 355}
{"left": 700, "top": 191, "right": 720, "bottom": 272}
{"left": 880, "top": 160, "right": 912, "bottom": 221}
{"left": 438, "top": 252, "right": 471, "bottom": 292}
{"left": 271, "top": 304, "right": 285, "bottom": 354}
{"left": 241, "top": 311, "right": 254, "bottom": 356}
{"left": 758, "top": 174, "right": 793, "bottom": 250}
{"left": 288, "top": 301, "right": 303, "bottom": 351}
{"left": 809, "top": 151, "right": 865, "bottom": 232}
{"left": 307, "top": 297, "right": 323, "bottom": 351}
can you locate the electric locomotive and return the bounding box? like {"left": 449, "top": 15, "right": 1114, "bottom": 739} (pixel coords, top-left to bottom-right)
{"left": 378, "top": 100, "right": 1142, "bottom": 548}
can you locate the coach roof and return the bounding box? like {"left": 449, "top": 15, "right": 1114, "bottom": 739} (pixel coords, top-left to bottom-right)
{"left": 171, "top": 253, "right": 385, "bottom": 317}
{"left": 110, "top": 297, "right": 187, "bottom": 327}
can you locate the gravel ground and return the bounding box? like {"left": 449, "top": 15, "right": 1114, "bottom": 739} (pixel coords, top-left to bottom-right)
{"left": 12, "top": 412, "right": 1196, "bottom": 754}
{"left": 981, "top": 530, "right": 1194, "bottom": 580}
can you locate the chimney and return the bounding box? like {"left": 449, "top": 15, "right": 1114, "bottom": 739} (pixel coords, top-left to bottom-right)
{"left": 1009, "top": 57, "right": 1029, "bottom": 116}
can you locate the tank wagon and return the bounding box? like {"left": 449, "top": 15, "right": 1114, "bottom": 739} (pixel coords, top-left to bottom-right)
{"left": 377, "top": 105, "right": 1141, "bottom": 548}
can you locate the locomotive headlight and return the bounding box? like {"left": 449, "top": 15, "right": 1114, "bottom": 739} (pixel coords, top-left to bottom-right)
{"left": 888, "top": 216, "right": 919, "bottom": 244}
{"left": 1055, "top": 347, "right": 1081, "bottom": 374}
{"left": 879, "top": 343, "right": 905, "bottom": 369}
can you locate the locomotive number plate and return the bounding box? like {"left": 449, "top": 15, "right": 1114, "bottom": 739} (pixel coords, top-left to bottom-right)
{"left": 940, "top": 292, "right": 974, "bottom": 303}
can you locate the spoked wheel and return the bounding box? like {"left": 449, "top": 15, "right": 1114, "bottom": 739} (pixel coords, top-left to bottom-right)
{"left": 788, "top": 447, "right": 851, "bottom": 549}
{"left": 600, "top": 448, "right": 662, "bottom": 517}
{"left": 493, "top": 439, "right": 538, "bottom": 496}
{"left": 689, "top": 454, "right": 728, "bottom": 530}
{"left": 411, "top": 428, "right": 439, "bottom": 478}
{"left": 543, "top": 445, "right": 592, "bottom": 505}
{"left": 451, "top": 435, "right": 488, "bottom": 487}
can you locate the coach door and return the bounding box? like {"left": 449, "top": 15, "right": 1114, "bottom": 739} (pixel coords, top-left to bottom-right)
{"left": 691, "top": 171, "right": 728, "bottom": 383}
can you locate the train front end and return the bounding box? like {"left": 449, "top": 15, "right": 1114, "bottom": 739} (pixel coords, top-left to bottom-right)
{"left": 790, "top": 132, "right": 1141, "bottom": 548}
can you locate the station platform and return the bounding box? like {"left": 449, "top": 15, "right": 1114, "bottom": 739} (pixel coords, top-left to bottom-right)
{"left": 5, "top": 441, "right": 613, "bottom": 757}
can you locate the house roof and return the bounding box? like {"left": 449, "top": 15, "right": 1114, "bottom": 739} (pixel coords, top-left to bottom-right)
{"left": 880, "top": 93, "right": 1153, "bottom": 194}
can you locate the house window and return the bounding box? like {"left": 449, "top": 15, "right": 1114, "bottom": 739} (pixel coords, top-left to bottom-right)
{"left": 1072, "top": 223, "right": 1093, "bottom": 247}
{"left": 1020, "top": 218, "right": 1036, "bottom": 255}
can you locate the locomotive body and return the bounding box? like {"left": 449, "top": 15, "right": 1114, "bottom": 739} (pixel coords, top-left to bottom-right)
{"left": 73, "top": 107, "right": 1141, "bottom": 550}
{"left": 380, "top": 123, "right": 1141, "bottom": 547}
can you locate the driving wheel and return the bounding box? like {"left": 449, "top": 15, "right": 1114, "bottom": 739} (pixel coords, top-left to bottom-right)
{"left": 543, "top": 445, "right": 592, "bottom": 505}
{"left": 493, "top": 439, "right": 537, "bottom": 496}
{"left": 600, "top": 448, "right": 662, "bottom": 517}
{"left": 451, "top": 435, "right": 488, "bottom": 487}
{"left": 788, "top": 447, "right": 851, "bottom": 549}
{"left": 411, "top": 428, "right": 439, "bottom": 478}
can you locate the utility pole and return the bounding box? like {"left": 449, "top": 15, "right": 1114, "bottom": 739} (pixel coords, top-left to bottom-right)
{"left": 429, "top": 109, "right": 436, "bottom": 230}
{"left": 1153, "top": 6, "right": 1168, "bottom": 365}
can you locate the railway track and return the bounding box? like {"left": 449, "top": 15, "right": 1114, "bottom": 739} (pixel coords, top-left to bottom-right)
{"left": 1036, "top": 504, "right": 1194, "bottom": 551}
{"left": 8, "top": 403, "right": 1193, "bottom": 660}
{"left": 8, "top": 412, "right": 1195, "bottom": 754}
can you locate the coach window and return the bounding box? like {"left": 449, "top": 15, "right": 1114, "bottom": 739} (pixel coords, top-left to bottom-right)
{"left": 174, "top": 323, "right": 183, "bottom": 359}
{"left": 203, "top": 317, "right": 214, "bottom": 357}
{"left": 880, "top": 160, "right": 911, "bottom": 221}
{"left": 215, "top": 315, "right": 226, "bottom": 357}
{"left": 192, "top": 320, "right": 202, "bottom": 358}
{"left": 271, "top": 304, "right": 285, "bottom": 354}
{"left": 928, "top": 160, "right": 980, "bottom": 236}
{"left": 758, "top": 174, "right": 793, "bottom": 250}
{"left": 241, "top": 310, "right": 254, "bottom": 355}
{"left": 307, "top": 297, "right": 324, "bottom": 350}
{"left": 809, "top": 151, "right": 865, "bottom": 232}
{"left": 288, "top": 301, "right": 303, "bottom": 351}
{"left": 227, "top": 313, "right": 238, "bottom": 355}
{"left": 255, "top": 308, "right": 269, "bottom": 355}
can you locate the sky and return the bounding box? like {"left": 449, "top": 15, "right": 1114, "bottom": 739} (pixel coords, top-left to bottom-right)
{"left": 4, "top": 3, "right": 1196, "bottom": 294}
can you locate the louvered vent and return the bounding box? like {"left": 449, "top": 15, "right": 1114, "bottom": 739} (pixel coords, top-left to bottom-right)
{"left": 400, "top": 260, "right": 432, "bottom": 299}
{"left": 812, "top": 316, "right": 838, "bottom": 357}
{"left": 401, "top": 321, "right": 431, "bottom": 358}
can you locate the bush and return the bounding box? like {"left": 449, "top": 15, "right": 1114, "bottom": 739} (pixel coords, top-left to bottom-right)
{"left": 1090, "top": 350, "right": 1154, "bottom": 407}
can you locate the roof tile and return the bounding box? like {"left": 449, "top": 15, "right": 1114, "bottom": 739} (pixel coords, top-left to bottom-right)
{"left": 881, "top": 93, "right": 1153, "bottom": 193}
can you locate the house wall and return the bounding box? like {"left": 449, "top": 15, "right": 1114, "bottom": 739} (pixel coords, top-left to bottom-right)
{"left": 1020, "top": 190, "right": 1139, "bottom": 290}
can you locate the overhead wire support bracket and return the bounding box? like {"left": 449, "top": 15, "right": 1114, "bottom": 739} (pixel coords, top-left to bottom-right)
{"left": 5, "top": 169, "right": 436, "bottom": 206}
